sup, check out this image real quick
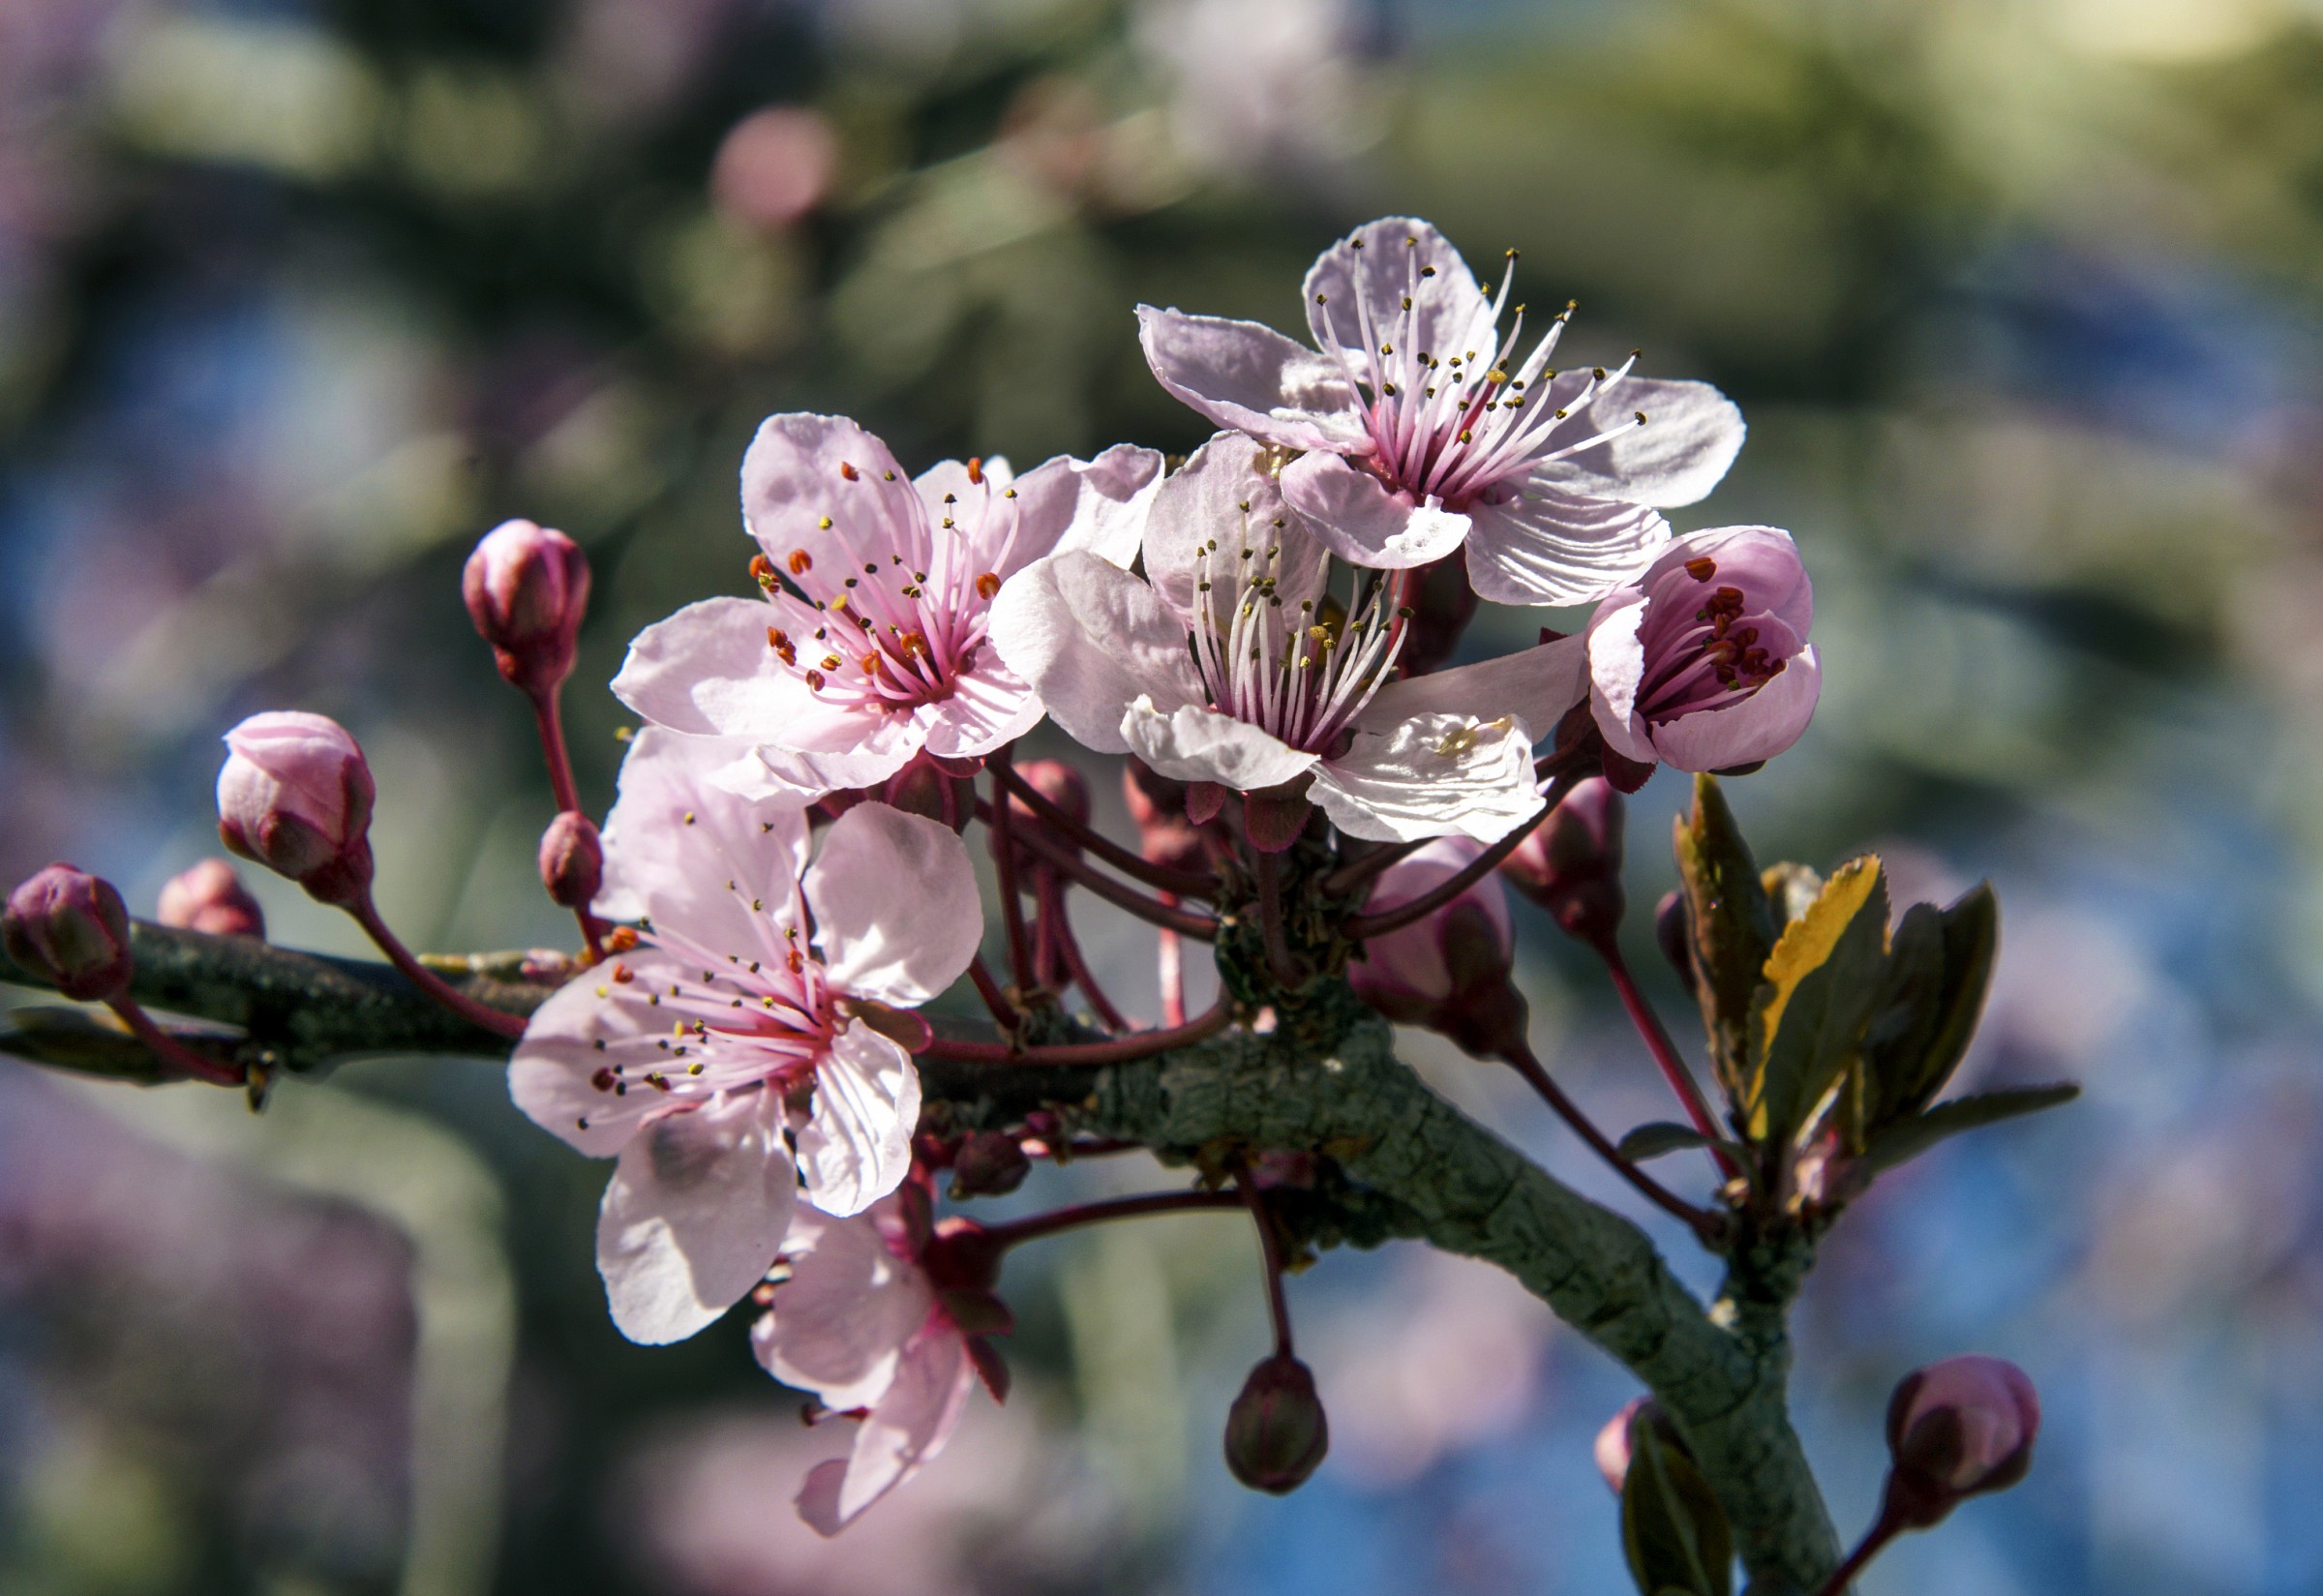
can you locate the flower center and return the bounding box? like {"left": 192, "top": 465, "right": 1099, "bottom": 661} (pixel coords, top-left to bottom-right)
{"left": 753, "top": 458, "right": 1021, "bottom": 715}
{"left": 1184, "top": 504, "right": 1407, "bottom": 754}
{"left": 1312, "top": 236, "right": 1655, "bottom": 509}
{"left": 1634, "top": 556, "right": 1790, "bottom": 724}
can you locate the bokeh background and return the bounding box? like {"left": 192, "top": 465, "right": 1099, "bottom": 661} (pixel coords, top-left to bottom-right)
{"left": 4, "top": 0, "right": 2322, "bottom": 1590}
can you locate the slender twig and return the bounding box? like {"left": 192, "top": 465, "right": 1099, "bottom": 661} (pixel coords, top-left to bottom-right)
{"left": 1157, "top": 899, "right": 1187, "bottom": 1028}
{"left": 1033, "top": 872, "right": 1067, "bottom": 992}
{"left": 1002, "top": 822, "right": 1218, "bottom": 940}
{"left": 1234, "top": 1157, "right": 1297, "bottom": 1357}
{"left": 1342, "top": 772, "right": 1579, "bottom": 941}
{"left": 107, "top": 998, "right": 246, "bottom": 1087}
{"left": 990, "top": 762, "right": 1217, "bottom": 898}
{"left": 966, "top": 953, "right": 1015, "bottom": 1028}
{"left": 347, "top": 900, "right": 528, "bottom": 1039}
{"left": 1499, "top": 1039, "right": 1724, "bottom": 1246}
{"left": 923, "top": 1001, "right": 1232, "bottom": 1066}
{"left": 1050, "top": 896, "right": 1132, "bottom": 1033}
{"left": 1252, "top": 849, "right": 1304, "bottom": 989}
{"left": 1812, "top": 1509, "right": 1903, "bottom": 1596}
{"left": 528, "top": 687, "right": 605, "bottom": 958}
{"left": 981, "top": 1187, "right": 1243, "bottom": 1250}
{"left": 1320, "top": 836, "right": 1428, "bottom": 898}
{"left": 1593, "top": 936, "right": 1743, "bottom": 1183}
{"left": 986, "top": 748, "right": 1036, "bottom": 988}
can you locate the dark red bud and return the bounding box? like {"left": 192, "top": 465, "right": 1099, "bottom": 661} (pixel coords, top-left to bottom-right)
{"left": 4, "top": 864, "right": 134, "bottom": 1003}
{"left": 923, "top": 1217, "right": 1004, "bottom": 1295}
{"left": 1393, "top": 548, "right": 1480, "bottom": 678}
{"left": 1653, "top": 888, "right": 1693, "bottom": 979}
{"left": 1122, "top": 758, "right": 1213, "bottom": 875}
{"left": 878, "top": 752, "right": 970, "bottom": 831}
{"left": 462, "top": 519, "right": 590, "bottom": 698}
{"left": 1224, "top": 1353, "right": 1329, "bottom": 1494}
{"left": 156, "top": 858, "right": 265, "bottom": 939}
{"left": 1502, "top": 777, "right": 1626, "bottom": 943}
{"left": 538, "top": 812, "right": 604, "bottom": 912}
{"left": 949, "top": 1129, "right": 1032, "bottom": 1198}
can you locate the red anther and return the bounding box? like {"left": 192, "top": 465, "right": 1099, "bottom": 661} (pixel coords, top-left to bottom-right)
{"left": 789, "top": 549, "right": 813, "bottom": 575}
{"left": 975, "top": 572, "right": 1001, "bottom": 600}
{"left": 966, "top": 457, "right": 984, "bottom": 485}
{"left": 1684, "top": 556, "right": 1717, "bottom": 581}
{"left": 839, "top": 461, "right": 859, "bottom": 480}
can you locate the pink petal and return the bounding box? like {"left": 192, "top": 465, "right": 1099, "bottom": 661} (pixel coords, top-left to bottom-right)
{"left": 508, "top": 947, "right": 699, "bottom": 1157}
{"left": 751, "top": 1202, "right": 934, "bottom": 1412}
{"left": 986, "top": 552, "right": 1205, "bottom": 756}
{"left": 797, "top": 1324, "right": 976, "bottom": 1535}
{"left": 1138, "top": 432, "right": 1331, "bottom": 630}
{"left": 1279, "top": 450, "right": 1471, "bottom": 571}
{"left": 1527, "top": 375, "right": 1744, "bottom": 508}
{"left": 797, "top": 1021, "right": 920, "bottom": 1219}
{"left": 741, "top": 413, "right": 924, "bottom": 580}
{"left": 1122, "top": 697, "right": 1318, "bottom": 792}
{"left": 917, "top": 664, "right": 1045, "bottom": 762}
{"left": 1358, "top": 636, "right": 1588, "bottom": 748}
{"left": 597, "top": 1091, "right": 798, "bottom": 1345}
{"left": 998, "top": 445, "right": 1167, "bottom": 575}
{"left": 595, "top": 727, "right": 812, "bottom": 931}
{"left": 1134, "top": 307, "right": 1367, "bottom": 453}
{"left": 803, "top": 803, "right": 981, "bottom": 1008}
{"left": 1647, "top": 645, "right": 1821, "bottom": 772}
{"left": 612, "top": 596, "right": 836, "bottom": 740}
{"left": 1301, "top": 217, "right": 1497, "bottom": 383}
{"left": 1463, "top": 487, "right": 1672, "bottom": 607}
{"left": 1584, "top": 594, "right": 1660, "bottom": 766}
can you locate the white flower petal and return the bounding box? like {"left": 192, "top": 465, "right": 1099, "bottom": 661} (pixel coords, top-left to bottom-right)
{"left": 987, "top": 552, "right": 1204, "bottom": 755}
{"left": 752, "top": 1201, "right": 934, "bottom": 1413}
{"left": 597, "top": 1091, "right": 797, "bottom": 1345}
{"left": 1139, "top": 432, "right": 1331, "bottom": 631}
{"left": 804, "top": 803, "right": 981, "bottom": 1008}
{"left": 1301, "top": 217, "right": 1497, "bottom": 381}
{"left": 508, "top": 947, "right": 697, "bottom": 1157}
{"left": 1279, "top": 450, "right": 1471, "bottom": 570}
{"left": 797, "top": 1021, "right": 921, "bottom": 1219}
{"left": 1649, "top": 645, "right": 1822, "bottom": 772}
{"left": 1584, "top": 592, "right": 1659, "bottom": 766}
{"left": 1463, "top": 487, "right": 1673, "bottom": 607}
{"left": 797, "top": 1324, "right": 976, "bottom": 1535}
{"left": 1121, "top": 696, "right": 1317, "bottom": 792}
{"left": 595, "top": 728, "right": 813, "bottom": 939}
{"left": 1134, "top": 307, "right": 1365, "bottom": 454}
{"left": 1310, "top": 711, "right": 1543, "bottom": 843}
{"left": 1006, "top": 444, "right": 1168, "bottom": 573}
{"left": 1527, "top": 375, "right": 1744, "bottom": 507}
{"left": 1358, "top": 636, "right": 1587, "bottom": 746}
{"left": 742, "top": 413, "right": 926, "bottom": 578}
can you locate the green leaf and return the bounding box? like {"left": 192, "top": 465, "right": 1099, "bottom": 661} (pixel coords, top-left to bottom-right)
{"left": 1671, "top": 774, "right": 1778, "bottom": 1105}
{"left": 1859, "top": 1084, "right": 2079, "bottom": 1175}
{"left": 1617, "top": 1122, "right": 1716, "bottom": 1161}
{"left": 1746, "top": 857, "right": 1890, "bottom": 1147}
{"left": 1858, "top": 884, "right": 2000, "bottom": 1130}
{"left": 1620, "top": 1419, "right": 1734, "bottom": 1596}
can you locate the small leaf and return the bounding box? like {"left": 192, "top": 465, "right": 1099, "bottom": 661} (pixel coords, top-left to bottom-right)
{"left": 1620, "top": 1420, "right": 1735, "bottom": 1596}
{"left": 1859, "top": 1084, "right": 2078, "bottom": 1175}
{"left": 1859, "top": 885, "right": 2000, "bottom": 1129}
{"left": 1672, "top": 775, "right": 1777, "bottom": 1106}
{"left": 1747, "top": 857, "right": 1889, "bottom": 1147}
{"left": 1618, "top": 1122, "right": 1716, "bottom": 1161}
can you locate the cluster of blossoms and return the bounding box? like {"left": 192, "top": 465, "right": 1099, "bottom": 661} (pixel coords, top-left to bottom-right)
{"left": 1, "top": 217, "right": 2046, "bottom": 1586}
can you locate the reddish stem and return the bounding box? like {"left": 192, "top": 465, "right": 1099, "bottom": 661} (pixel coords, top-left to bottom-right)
{"left": 1236, "top": 1159, "right": 1297, "bottom": 1358}
{"left": 1320, "top": 836, "right": 1429, "bottom": 899}
{"left": 966, "top": 953, "right": 1016, "bottom": 1028}
{"left": 1050, "top": 893, "right": 1132, "bottom": 1033}
{"left": 1157, "top": 900, "right": 1187, "bottom": 1028}
{"left": 1000, "top": 820, "right": 1218, "bottom": 940}
{"left": 1593, "top": 935, "right": 1743, "bottom": 1183}
{"left": 1813, "top": 1508, "right": 1905, "bottom": 1596}
{"left": 1033, "top": 871, "right": 1067, "bottom": 992}
{"left": 924, "top": 1002, "right": 1232, "bottom": 1067}
{"left": 1499, "top": 1039, "right": 1723, "bottom": 1246}
{"left": 981, "top": 1187, "right": 1242, "bottom": 1250}
{"left": 528, "top": 686, "right": 604, "bottom": 958}
{"left": 990, "top": 762, "right": 1218, "bottom": 899}
{"left": 1252, "top": 849, "right": 1304, "bottom": 990}
{"left": 987, "top": 749, "right": 1036, "bottom": 988}
{"left": 107, "top": 997, "right": 246, "bottom": 1087}
{"left": 1342, "top": 772, "right": 1579, "bottom": 941}
{"left": 347, "top": 898, "right": 528, "bottom": 1039}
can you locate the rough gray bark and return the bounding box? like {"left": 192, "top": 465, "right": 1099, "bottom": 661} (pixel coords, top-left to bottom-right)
{"left": 1, "top": 921, "right": 1840, "bottom": 1592}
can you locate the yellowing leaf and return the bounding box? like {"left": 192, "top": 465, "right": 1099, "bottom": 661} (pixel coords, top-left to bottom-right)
{"left": 1746, "top": 856, "right": 1889, "bottom": 1146}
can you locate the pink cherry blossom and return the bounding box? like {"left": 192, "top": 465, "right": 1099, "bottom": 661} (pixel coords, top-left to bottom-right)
{"left": 613, "top": 413, "right": 1162, "bottom": 800}
{"left": 509, "top": 730, "right": 983, "bottom": 1345}
{"left": 753, "top": 1191, "right": 1001, "bottom": 1535}
{"left": 1136, "top": 216, "right": 1745, "bottom": 604}
{"left": 990, "top": 432, "right": 1588, "bottom": 845}
{"left": 1582, "top": 525, "right": 1820, "bottom": 776}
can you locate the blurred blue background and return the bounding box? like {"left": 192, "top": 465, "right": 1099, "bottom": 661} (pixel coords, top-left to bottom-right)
{"left": 5, "top": 0, "right": 2322, "bottom": 1590}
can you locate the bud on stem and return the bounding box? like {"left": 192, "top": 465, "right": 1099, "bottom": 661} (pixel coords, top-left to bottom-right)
{"left": 1223, "top": 1353, "right": 1329, "bottom": 1494}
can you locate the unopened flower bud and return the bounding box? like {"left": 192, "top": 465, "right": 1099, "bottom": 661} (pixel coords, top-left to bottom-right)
{"left": 1593, "top": 1396, "right": 1691, "bottom": 1494}
{"left": 949, "top": 1129, "right": 1032, "bottom": 1198}
{"left": 216, "top": 711, "right": 376, "bottom": 907}
{"left": 538, "top": 812, "right": 604, "bottom": 912}
{"left": 1009, "top": 760, "right": 1091, "bottom": 850}
{"left": 4, "top": 864, "right": 134, "bottom": 1002}
{"left": 156, "top": 858, "right": 266, "bottom": 939}
{"left": 1883, "top": 1355, "right": 2040, "bottom": 1528}
{"left": 1350, "top": 837, "right": 1526, "bottom": 1059}
{"left": 462, "top": 519, "right": 590, "bottom": 698}
{"left": 1122, "top": 757, "right": 1212, "bottom": 875}
{"left": 1653, "top": 888, "right": 1692, "bottom": 979}
{"left": 1224, "top": 1353, "right": 1329, "bottom": 1494}
{"left": 1501, "top": 777, "right": 1626, "bottom": 945}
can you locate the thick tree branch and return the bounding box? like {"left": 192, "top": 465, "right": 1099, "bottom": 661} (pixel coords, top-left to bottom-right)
{"left": 0, "top": 921, "right": 1839, "bottom": 1591}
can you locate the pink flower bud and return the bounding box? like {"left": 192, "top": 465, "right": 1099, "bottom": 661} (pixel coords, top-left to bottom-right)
{"left": 216, "top": 711, "right": 376, "bottom": 907}
{"left": 4, "top": 864, "right": 134, "bottom": 1002}
{"left": 538, "top": 812, "right": 604, "bottom": 912}
{"left": 462, "top": 519, "right": 590, "bottom": 698}
{"left": 1349, "top": 837, "right": 1526, "bottom": 1059}
{"left": 156, "top": 858, "right": 266, "bottom": 939}
{"left": 1122, "top": 757, "right": 1213, "bottom": 875}
{"left": 1010, "top": 759, "right": 1091, "bottom": 828}
{"left": 1584, "top": 527, "right": 1821, "bottom": 775}
{"left": 1224, "top": 1353, "right": 1329, "bottom": 1494}
{"left": 1883, "top": 1355, "right": 2040, "bottom": 1527}
{"left": 948, "top": 1130, "right": 1032, "bottom": 1198}
{"left": 1595, "top": 1397, "right": 1647, "bottom": 1493}
{"left": 1501, "top": 777, "right": 1626, "bottom": 945}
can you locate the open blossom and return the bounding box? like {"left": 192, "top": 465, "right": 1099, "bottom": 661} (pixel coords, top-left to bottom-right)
{"left": 990, "top": 432, "right": 1586, "bottom": 845}
{"left": 510, "top": 730, "right": 982, "bottom": 1344}
{"left": 1583, "top": 525, "right": 1820, "bottom": 776}
{"left": 1136, "top": 216, "right": 1744, "bottom": 604}
{"left": 752, "top": 1189, "right": 1007, "bottom": 1535}
{"left": 612, "top": 413, "right": 1162, "bottom": 800}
